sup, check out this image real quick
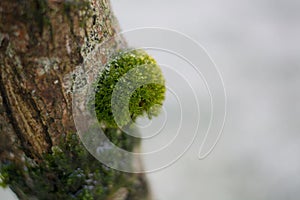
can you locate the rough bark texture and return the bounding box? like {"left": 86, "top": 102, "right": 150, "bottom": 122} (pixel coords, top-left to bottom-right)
{"left": 0, "top": 0, "right": 150, "bottom": 199}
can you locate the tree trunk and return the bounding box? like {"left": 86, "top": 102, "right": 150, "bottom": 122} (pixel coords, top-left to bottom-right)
{"left": 0, "top": 0, "right": 150, "bottom": 199}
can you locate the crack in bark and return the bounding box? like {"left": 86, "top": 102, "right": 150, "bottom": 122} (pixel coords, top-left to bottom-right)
{"left": 0, "top": 72, "right": 36, "bottom": 159}
{"left": 25, "top": 91, "right": 53, "bottom": 153}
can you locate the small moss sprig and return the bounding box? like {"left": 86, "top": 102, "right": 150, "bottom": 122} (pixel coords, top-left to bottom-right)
{"left": 94, "top": 49, "right": 166, "bottom": 128}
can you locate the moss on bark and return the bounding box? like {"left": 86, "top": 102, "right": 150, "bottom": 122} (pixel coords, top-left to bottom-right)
{"left": 1, "top": 133, "right": 148, "bottom": 200}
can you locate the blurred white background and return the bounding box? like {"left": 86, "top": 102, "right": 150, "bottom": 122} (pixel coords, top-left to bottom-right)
{"left": 110, "top": 0, "right": 300, "bottom": 200}
{"left": 2, "top": 0, "right": 300, "bottom": 199}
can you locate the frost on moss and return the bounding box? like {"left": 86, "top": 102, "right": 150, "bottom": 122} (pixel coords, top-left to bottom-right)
{"left": 93, "top": 49, "right": 166, "bottom": 128}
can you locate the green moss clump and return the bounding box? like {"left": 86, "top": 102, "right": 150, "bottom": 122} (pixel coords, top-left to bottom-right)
{"left": 94, "top": 49, "right": 166, "bottom": 128}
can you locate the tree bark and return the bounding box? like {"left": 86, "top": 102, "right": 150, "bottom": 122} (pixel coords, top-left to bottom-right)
{"left": 0, "top": 0, "right": 150, "bottom": 199}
